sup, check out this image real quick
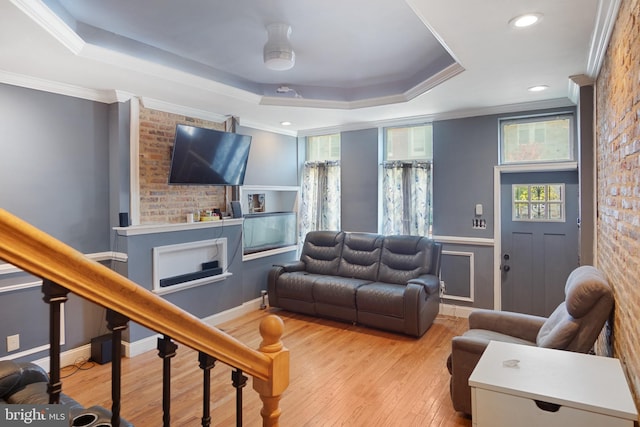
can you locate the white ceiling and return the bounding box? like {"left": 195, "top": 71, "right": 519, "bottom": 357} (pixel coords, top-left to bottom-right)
{"left": 0, "top": 0, "right": 614, "bottom": 136}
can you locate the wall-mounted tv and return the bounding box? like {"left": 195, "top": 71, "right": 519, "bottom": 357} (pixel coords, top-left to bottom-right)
{"left": 168, "top": 124, "right": 251, "bottom": 186}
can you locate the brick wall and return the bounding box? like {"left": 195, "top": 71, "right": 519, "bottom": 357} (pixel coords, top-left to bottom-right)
{"left": 595, "top": 0, "right": 640, "bottom": 409}
{"left": 138, "top": 106, "right": 227, "bottom": 224}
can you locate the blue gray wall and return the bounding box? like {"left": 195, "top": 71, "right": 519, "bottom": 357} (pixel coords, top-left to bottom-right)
{"left": 238, "top": 126, "right": 298, "bottom": 186}
{"left": 341, "top": 128, "right": 379, "bottom": 232}
{"left": 0, "top": 83, "right": 112, "bottom": 360}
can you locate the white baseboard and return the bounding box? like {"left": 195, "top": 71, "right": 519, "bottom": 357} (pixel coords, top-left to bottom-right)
{"left": 439, "top": 303, "right": 474, "bottom": 318}
{"left": 32, "top": 344, "right": 92, "bottom": 372}
{"left": 126, "top": 297, "right": 263, "bottom": 357}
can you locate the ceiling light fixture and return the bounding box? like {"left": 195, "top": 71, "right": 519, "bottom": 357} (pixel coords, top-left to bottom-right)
{"left": 280, "top": 121, "right": 292, "bottom": 126}
{"left": 528, "top": 85, "right": 549, "bottom": 92}
{"left": 509, "top": 13, "right": 543, "bottom": 28}
{"left": 264, "top": 23, "right": 295, "bottom": 71}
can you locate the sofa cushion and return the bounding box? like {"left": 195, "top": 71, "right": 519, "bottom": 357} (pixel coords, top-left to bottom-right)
{"left": 275, "top": 272, "right": 318, "bottom": 302}
{"left": 564, "top": 265, "right": 611, "bottom": 318}
{"left": 536, "top": 302, "right": 580, "bottom": 348}
{"left": 356, "top": 283, "right": 405, "bottom": 318}
{"left": 337, "top": 232, "right": 383, "bottom": 280}
{"left": 301, "top": 231, "right": 344, "bottom": 275}
{"left": 313, "top": 276, "right": 371, "bottom": 308}
{"left": 378, "top": 235, "right": 432, "bottom": 284}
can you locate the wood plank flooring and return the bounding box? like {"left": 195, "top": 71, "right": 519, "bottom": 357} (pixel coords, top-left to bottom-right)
{"left": 62, "top": 309, "right": 472, "bottom": 426}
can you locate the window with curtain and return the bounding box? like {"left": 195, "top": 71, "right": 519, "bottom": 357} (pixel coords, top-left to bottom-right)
{"left": 382, "top": 125, "right": 433, "bottom": 236}
{"left": 299, "top": 134, "right": 341, "bottom": 243}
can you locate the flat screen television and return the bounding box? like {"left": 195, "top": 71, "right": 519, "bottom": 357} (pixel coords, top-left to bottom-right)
{"left": 168, "top": 124, "right": 251, "bottom": 186}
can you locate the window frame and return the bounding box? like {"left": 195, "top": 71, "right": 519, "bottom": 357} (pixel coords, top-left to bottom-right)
{"left": 499, "top": 113, "right": 575, "bottom": 165}
{"left": 511, "top": 183, "right": 566, "bottom": 222}
{"left": 384, "top": 123, "right": 433, "bottom": 162}
{"left": 306, "top": 133, "right": 341, "bottom": 162}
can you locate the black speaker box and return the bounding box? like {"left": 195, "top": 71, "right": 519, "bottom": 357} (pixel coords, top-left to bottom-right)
{"left": 231, "top": 201, "right": 242, "bottom": 218}
{"left": 90, "top": 334, "right": 112, "bottom": 365}
{"left": 118, "top": 212, "right": 129, "bottom": 227}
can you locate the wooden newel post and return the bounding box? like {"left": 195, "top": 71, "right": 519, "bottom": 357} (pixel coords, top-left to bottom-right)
{"left": 253, "top": 315, "right": 289, "bottom": 427}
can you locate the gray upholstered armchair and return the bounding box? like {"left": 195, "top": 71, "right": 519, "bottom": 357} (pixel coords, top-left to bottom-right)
{"left": 446, "top": 265, "right": 614, "bottom": 415}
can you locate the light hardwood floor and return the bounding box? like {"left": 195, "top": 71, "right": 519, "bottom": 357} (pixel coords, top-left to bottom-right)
{"left": 62, "top": 309, "right": 472, "bottom": 426}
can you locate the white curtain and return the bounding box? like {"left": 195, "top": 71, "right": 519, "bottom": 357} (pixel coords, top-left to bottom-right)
{"left": 382, "top": 161, "right": 432, "bottom": 236}
{"left": 299, "top": 161, "right": 341, "bottom": 243}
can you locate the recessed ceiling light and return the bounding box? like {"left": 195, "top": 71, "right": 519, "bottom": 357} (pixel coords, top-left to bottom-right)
{"left": 509, "top": 13, "right": 543, "bottom": 28}
{"left": 281, "top": 121, "right": 292, "bottom": 126}
{"left": 528, "top": 85, "right": 549, "bottom": 92}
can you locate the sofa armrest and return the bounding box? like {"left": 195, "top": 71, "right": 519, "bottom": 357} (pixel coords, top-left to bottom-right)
{"left": 468, "top": 309, "right": 546, "bottom": 343}
{"left": 448, "top": 334, "right": 491, "bottom": 414}
{"left": 278, "top": 261, "right": 306, "bottom": 272}
{"left": 0, "top": 361, "right": 21, "bottom": 399}
{"left": 0, "top": 362, "right": 49, "bottom": 400}
{"left": 408, "top": 274, "right": 440, "bottom": 295}
{"left": 15, "top": 363, "right": 49, "bottom": 386}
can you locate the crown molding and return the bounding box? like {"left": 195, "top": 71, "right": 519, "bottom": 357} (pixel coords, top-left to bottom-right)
{"left": 260, "top": 62, "right": 465, "bottom": 111}
{"left": 587, "top": 0, "right": 622, "bottom": 78}
{"left": 0, "top": 69, "right": 119, "bottom": 103}
{"left": 237, "top": 119, "right": 298, "bottom": 137}
{"left": 10, "top": 0, "right": 84, "bottom": 54}
{"left": 404, "top": 62, "right": 465, "bottom": 101}
{"left": 140, "top": 97, "right": 228, "bottom": 123}
{"left": 298, "top": 97, "right": 575, "bottom": 137}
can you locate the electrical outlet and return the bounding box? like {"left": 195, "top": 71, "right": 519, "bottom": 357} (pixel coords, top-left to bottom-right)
{"left": 7, "top": 334, "right": 19, "bottom": 352}
{"left": 439, "top": 281, "right": 446, "bottom": 297}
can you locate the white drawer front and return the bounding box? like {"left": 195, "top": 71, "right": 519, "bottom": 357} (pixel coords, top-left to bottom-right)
{"left": 474, "top": 388, "right": 632, "bottom": 427}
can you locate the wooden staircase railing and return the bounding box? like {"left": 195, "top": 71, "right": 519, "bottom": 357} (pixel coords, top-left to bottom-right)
{"left": 0, "top": 208, "right": 289, "bottom": 426}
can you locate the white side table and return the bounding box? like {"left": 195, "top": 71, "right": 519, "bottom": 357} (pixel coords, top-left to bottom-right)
{"left": 468, "top": 341, "right": 637, "bottom": 427}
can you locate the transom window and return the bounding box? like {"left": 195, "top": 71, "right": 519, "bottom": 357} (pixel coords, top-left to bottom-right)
{"left": 500, "top": 114, "right": 573, "bottom": 164}
{"left": 307, "top": 134, "right": 340, "bottom": 161}
{"left": 512, "top": 183, "right": 565, "bottom": 222}
{"left": 385, "top": 124, "right": 433, "bottom": 161}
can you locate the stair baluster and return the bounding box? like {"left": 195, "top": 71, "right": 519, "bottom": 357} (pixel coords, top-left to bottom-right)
{"left": 41, "top": 280, "right": 69, "bottom": 405}
{"left": 198, "top": 352, "right": 217, "bottom": 427}
{"left": 232, "top": 368, "right": 248, "bottom": 427}
{"left": 157, "top": 335, "right": 178, "bottom": 427}
{"left": 107, "top": 309, "right": 129, "bottom": 427}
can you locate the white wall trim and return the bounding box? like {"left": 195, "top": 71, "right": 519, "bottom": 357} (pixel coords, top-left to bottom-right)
{"left": 298, "top": 98, "right": 574, "bottom": 137}
{"left": 432, "top": 235, "right": 494, "bottom": 246}
{"left": 140, "top": 97, "right": 228, "bottom": 123}
{"left": 0, "top": 70, "right": 118, "bottom": 103}
{"left": 9, "top": 0, "right": 84, "bottom": 54}
{"left": 29, "top": 344, "right": 91, "bottom": 373}
{"left": 440, "top": 250, "right": 475, "bottom": 302}
{"left": 587, "top": 0, "right": 622, "bottom": 78}
{"left": 439, "top": 303, "right": 474, "bottom": 318}
{"left": 129, "top": 97, "right": 141, "bottom": 226}
{"left": 0, "top": 251, "right": 127, "bottom": 277}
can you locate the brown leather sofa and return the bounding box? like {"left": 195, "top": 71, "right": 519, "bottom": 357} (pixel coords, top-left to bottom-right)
{"left": 267, "top": 230, "right": 442, "bottom": 337}
{"left": 446, "top": 265, "right": 614, "bottom": 415}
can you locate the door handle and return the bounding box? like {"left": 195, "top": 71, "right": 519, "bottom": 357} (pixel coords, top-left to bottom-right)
{"left": 502, "top": 253, "right": 510, "bottom": 272}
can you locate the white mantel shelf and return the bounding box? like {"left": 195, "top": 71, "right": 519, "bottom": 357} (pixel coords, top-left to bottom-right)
{"left": 114, "top": 218, "right": 243, "bottom": 236}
